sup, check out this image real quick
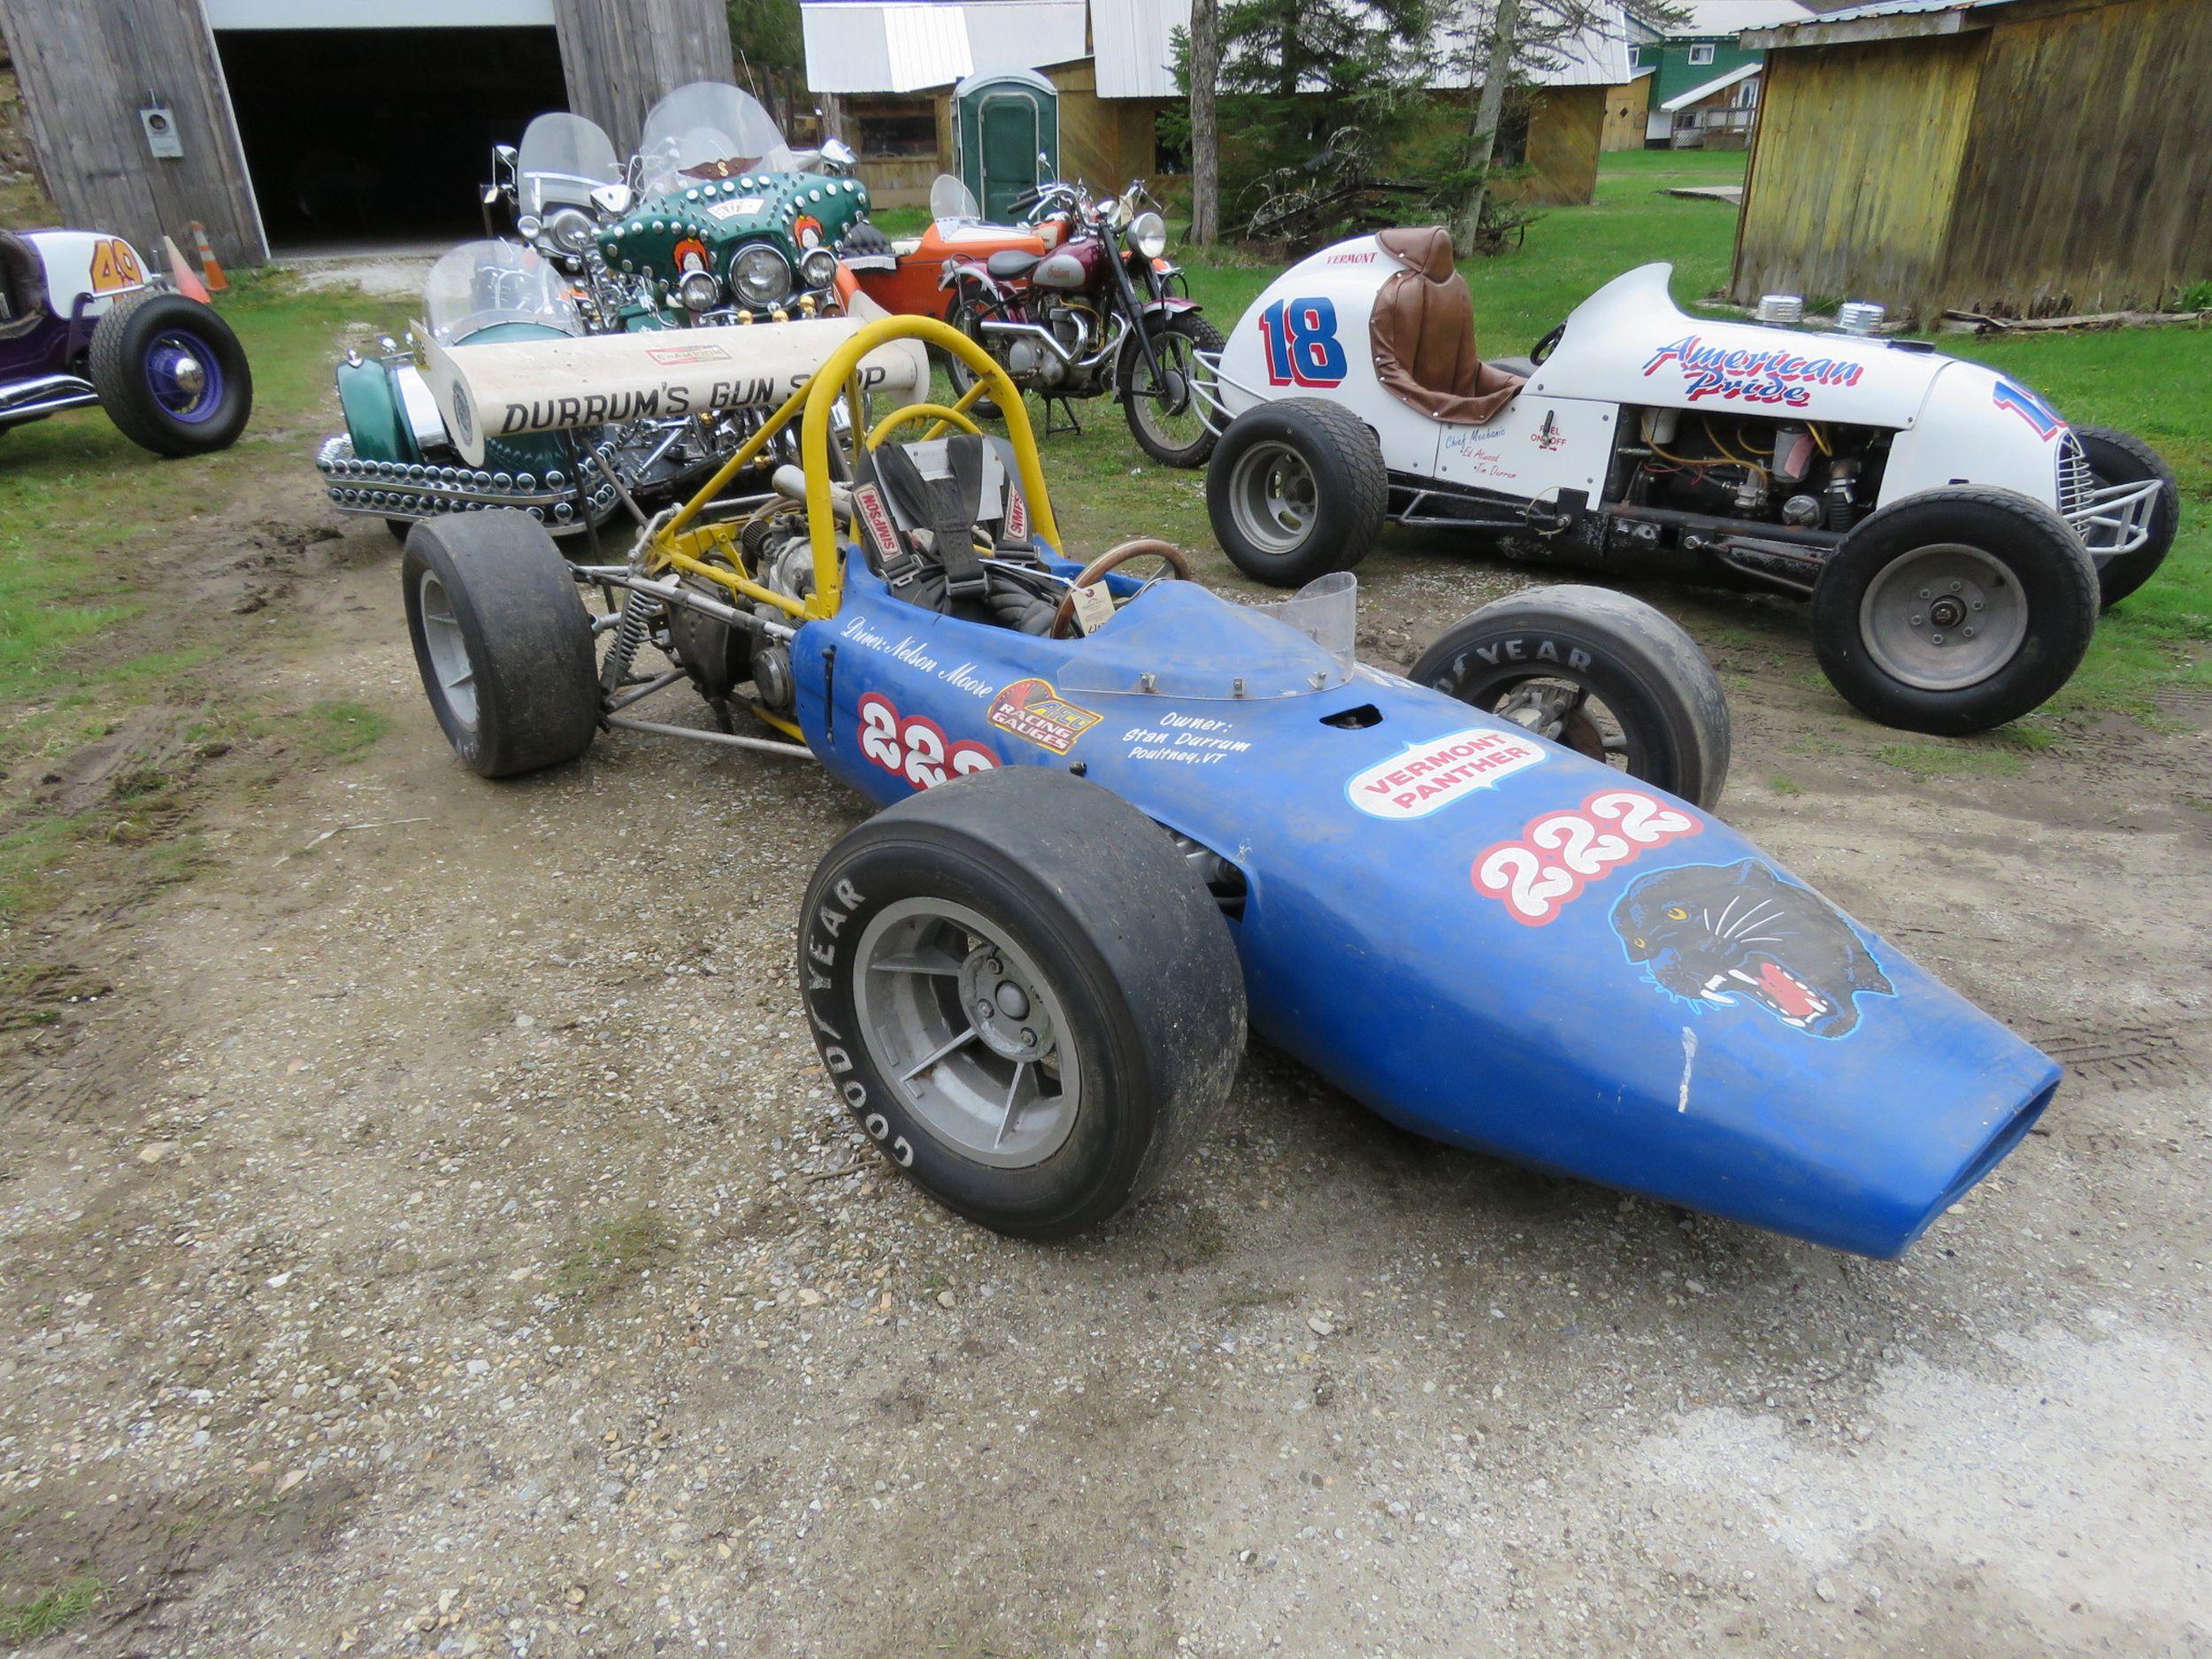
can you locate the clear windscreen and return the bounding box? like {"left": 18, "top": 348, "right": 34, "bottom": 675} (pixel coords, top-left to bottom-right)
{"left": 1056, "top": 572, "right": 1357, "bottom": 699}
{"left": 423, "top": 241, "right": 582, "bottom": 342}
{"left": 929, "top": 173, "right": 982, "bottom": 224}
{"left": 639, "top": 82, "right": 794, "bottom": 194}
{"left": 517, "top": 112, "right": 621, "bottom": 215}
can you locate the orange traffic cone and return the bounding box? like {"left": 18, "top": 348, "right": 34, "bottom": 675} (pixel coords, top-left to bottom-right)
{"left": 163, "top": 234, "right": 211, "bottom": 303}
{"left": 188, "top": 220, "right": 228, "bottom": 294}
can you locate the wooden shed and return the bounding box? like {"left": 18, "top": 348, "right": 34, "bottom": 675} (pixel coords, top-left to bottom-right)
{"left": 0, "top": 0, "right": 733, "bottom": 267}
{"left": 1732, "top": 0, "right": 2212, "bottom": 319}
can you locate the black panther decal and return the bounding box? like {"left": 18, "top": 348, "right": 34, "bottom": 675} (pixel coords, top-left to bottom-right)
{"left": 1610, "top": 860, "right": 1893, "bottom": 1038}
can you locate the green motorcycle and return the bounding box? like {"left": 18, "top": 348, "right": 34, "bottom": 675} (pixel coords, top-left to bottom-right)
{"left": 601, "top": 82, "right": 889, "bottom": 325}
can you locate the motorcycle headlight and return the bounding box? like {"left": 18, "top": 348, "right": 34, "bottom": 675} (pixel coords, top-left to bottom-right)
{"left": 731, "top": 244, "right": 792, "bottom": 306}
{"left": 679, "top": 269, "right": 722, "bottom": 312}
{"left": 799, "top": 247, "right": 840, "bottom": 291}
{"left": 546, "top": 208, "right": 595, "bottom": 255}
{"left": 1129, "top": 211, "right": 1167, "bottom": 261}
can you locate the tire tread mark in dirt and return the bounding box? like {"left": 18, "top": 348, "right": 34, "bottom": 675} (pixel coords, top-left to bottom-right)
{"left": 2029, "top": 1020, "right": 2192, "bottom": 1089}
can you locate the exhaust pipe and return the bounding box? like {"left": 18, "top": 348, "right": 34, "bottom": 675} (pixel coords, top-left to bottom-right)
{"left": 979, "top": 313, "right": 1129, "bottom": 373}
{"left": 0, "top": 373, "right": 100, "bottom": 427}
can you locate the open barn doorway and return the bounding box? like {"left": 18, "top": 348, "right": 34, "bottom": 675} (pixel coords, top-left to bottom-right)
{"left": 212, "top": 27, "right": 567, "bottom": 252}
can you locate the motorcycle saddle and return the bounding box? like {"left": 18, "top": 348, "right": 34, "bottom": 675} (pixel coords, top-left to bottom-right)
{"left": 1369, "top": 226, "right": 1524, "bottom": 426}
{"left": 987, "top": 249, "right": 1043, "bottom": 280}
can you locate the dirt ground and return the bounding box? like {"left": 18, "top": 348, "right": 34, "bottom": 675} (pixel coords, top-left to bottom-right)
{"left": 4, "top": 440, "right": 2208, "bottom": 1658}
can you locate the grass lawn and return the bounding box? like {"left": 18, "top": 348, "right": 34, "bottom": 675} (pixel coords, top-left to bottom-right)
{"left": 0, "top": 149, "right": 2204, "bottom": 917}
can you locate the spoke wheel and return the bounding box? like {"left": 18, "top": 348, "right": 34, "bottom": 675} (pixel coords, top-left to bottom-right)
{"left": 1119, "top": 313, "right": 1223, "bottom": 467}
{"left": 855, "top": 899, "right": 1080, "bottom": 1168}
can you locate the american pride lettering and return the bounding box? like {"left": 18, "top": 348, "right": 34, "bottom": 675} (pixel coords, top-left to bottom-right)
{"left": 1641, "top": 334, "right": 1865, "bottom": 409}
{"left": 1472, "top": 788, "right": 1702, "bottom": 926}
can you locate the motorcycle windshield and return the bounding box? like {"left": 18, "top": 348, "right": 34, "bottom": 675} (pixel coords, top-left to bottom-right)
{"left": 517, "top": 111, "right": 621, "bottom": 215}
{"left": 423, "top": 241, "right": 583, "bottom": 342}
{"left": 639, "top": 82, "right": 794, "bottom": 194}
{"left": 929, "top": 173, "right": 982, "bottom": 225}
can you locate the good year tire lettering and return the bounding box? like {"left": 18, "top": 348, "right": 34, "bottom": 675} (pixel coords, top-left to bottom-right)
{"left": 804, "top": 875, "right": 916, "bottom": 1167}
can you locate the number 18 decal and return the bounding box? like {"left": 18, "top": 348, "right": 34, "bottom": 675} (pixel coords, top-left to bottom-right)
{"left": 1258, "top": 296, "right": 1347, "bottom": 388}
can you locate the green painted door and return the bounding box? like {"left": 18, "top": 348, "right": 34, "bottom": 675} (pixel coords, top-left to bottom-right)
{"left": 979, "top": 92, "right": 1042, "bottom": 220}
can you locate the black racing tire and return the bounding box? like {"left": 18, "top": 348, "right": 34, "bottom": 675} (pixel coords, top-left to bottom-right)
{"left": 1118, "top": 310, "right": 1225, "bottom": 469}
{"left": 1207, "top": 397, "right": 1386, "bottom": 588}
{"left": 800, "top": 767, "right": 1245, "bottom": 1239}
{"left": 940, "top": 292, "right": 1002, "bottom": 419}
{"left": 1409, "top": 584, "right": 1732, "bottom": 808}
{"left": 88, "top": 289, "right": 253, "bottom": 456}
{"left": 1811, "top": 487, "right": 2098, "bottom": 735}
{"left": 2071, "top": 424, "right": 2178, "bottom": 610}
{"left": 400, "top": 511, "right": 599, "bottom": 778}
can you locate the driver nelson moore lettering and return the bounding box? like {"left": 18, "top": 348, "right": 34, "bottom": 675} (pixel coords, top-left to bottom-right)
{"left": 1348, "top": 728, "right": 1544, "bottom": 819}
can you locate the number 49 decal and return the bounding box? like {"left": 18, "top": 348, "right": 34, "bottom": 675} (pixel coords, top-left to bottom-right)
{"left": 1258, "top": 296, "right": 1348, "bottom": 388}
{"left": 89, "top": 238, "right": 143, "bottom": 294}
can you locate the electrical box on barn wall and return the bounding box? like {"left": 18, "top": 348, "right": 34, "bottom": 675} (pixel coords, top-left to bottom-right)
{"left": 140, "top": 106, "right": 184, "bottom": 160}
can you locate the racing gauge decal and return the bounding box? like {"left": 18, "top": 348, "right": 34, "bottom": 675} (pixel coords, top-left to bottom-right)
{"left": 856, "top": 693, "right": 996, "bottom": 792}
{"left": 1258, "top": 297, "right": 1348, "bottom": 388}
{"left": 1640, "top": 334, "right": 1864, "bottom": 409}
{"left": 1348, "top": 727, "right": 1544, "bottom": 819}
{"left": 1471, "top": 788, "right": 1701, "bottom": 925}
{"left": 1993, "top": 379, "right": 2064, "bottom": 442}
{"left": 987, "top": 678, "right": 1101, "bottom": 755}
{"left": 1610, "top": 860, "right": 1894, "bottom": 1038}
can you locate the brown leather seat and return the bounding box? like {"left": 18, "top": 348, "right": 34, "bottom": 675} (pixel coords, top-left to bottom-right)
{"left": 1369, "top": 227, "right": 1523, "bottom": 425}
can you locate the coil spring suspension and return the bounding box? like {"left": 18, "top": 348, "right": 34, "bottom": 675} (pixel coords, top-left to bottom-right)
{"left": 600, "top": 590, "right": 663, "bottom": 696}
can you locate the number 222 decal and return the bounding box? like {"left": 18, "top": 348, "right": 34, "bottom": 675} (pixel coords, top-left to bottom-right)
{"left": 856, "top": 693, "right": 996, "bottom": 792}
{"left": 1258, "top": 296, "right": 1347, "bottom": 388}
{"left": 1472, "top": 789, "right": 1701, "bottom": 926}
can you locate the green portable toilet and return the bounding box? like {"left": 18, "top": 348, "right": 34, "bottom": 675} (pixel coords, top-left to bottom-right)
{"left": 953, "top": 67, "right": 1059, "bottom": 221}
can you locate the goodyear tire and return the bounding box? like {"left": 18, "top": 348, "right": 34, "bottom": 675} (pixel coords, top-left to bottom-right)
{"left": 401, "top": 511, "right": 598, "bottom": 778}
{"left": 1409, "top": 584, "right": 1732, "bottom": 808}
{"left": 2072, "top": 425, "right": 2178, "bottom": 610}
{"left": 88, "top": 289, "right": 253, "bottom": 456}
{"left": 1208, "top": 398, "right": 1386, "bottom": 587}
{"left": 1813, "top": 487, "right": 2097, "bottom": 735}
{"left": 801, "top": 767, "right": 1245, "bottom": 1239}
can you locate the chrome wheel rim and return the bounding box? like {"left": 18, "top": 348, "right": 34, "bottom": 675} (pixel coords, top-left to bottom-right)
{"left": 1229, "top": 441, "right": 1317, "bottom": 554}
{"left": 1859, "top": 543, "right": 2027, "bottom": 692}
{"left": 854, "top": 898, "right": 1079, "bottom": 1168}
{"left": 417, "top": 569, "right": 479, "bottom": 728}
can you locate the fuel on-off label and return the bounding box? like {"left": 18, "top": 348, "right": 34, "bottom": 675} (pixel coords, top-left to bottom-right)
{"left": 1348, "top": 727, "right": 1544, "bottom": 819}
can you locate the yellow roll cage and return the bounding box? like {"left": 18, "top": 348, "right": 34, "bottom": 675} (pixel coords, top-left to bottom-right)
{"left": 642, "top": 314, "right": 1063, "bottom": 625}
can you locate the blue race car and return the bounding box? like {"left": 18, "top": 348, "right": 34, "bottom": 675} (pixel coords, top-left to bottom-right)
{"left": 398, "top": 314, "right": 2059, "bottom": 1259}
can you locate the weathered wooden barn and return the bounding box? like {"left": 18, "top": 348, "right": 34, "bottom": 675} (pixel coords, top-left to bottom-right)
{"left": 1732, "top": 0, "right": 2212, "bottom": 318}
{"left": 0, "top": 0, "right": 733, "bottom": 266}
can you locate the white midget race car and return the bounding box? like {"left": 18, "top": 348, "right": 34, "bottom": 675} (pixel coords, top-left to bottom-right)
{"left": 1198, "top": 227, "right": 2178, "bottom": 733}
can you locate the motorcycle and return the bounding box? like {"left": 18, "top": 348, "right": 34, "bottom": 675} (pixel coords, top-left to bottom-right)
{"left": 601, "top": 81, "right": 889, "bottom": 328}
{"left": 930, "top": 176, "right": 1222, "bottom": 468}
